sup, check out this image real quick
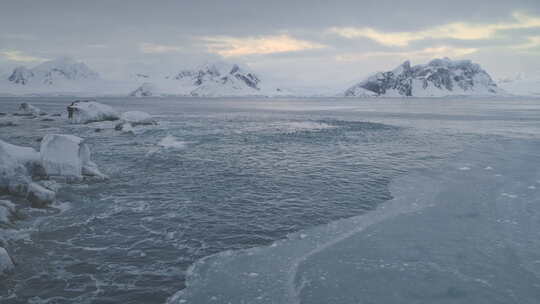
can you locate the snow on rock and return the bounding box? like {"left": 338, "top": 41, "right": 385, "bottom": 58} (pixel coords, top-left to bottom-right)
{"left": 345, "top": 58, "right": 504, "bottom": 97}
{"left": 18, "top": 102, "right": 45, "bottom": 116}
{"left": 40, "top": 134, "right": 108, "bottom": 181}
{"left": 343, "top": 86, "right": 378, "bottom": 97}
{"left": 129, "top": 82, "right": 157, "bottom": 97}
{"left": 115, "top": 111, "right": 157, "bottom": 131}
{"left": 8, "top": 57, "right": 99, "bottom": 87}
{"left": 128, "top": 62, "right": 284, "bottom": 97}
{"left": 8, "top": 66, "right": 34, "bottom": 85}
{"left": 0, "top": 247, "right": 14, "bottom": 275}
{"left": 67, "top": 100, "right": 119, "bottom": 124}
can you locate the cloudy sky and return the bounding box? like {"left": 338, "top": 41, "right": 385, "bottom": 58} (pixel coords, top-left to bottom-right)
{"left": 1, "top": 0, "right": 539, "bottom": 89}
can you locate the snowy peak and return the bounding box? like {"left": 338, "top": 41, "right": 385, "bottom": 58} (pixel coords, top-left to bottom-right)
{"left": 8, "top": 66, "right": 34, "bottom": 85}
{"left": 171, "top": 62, "right": 261, "bottom": 91}
{"left": 7, "top": 57, "right": 100, "bottom": 86}
{"left": 129, "top": 62, "right": 279, "bottom": 97}
{"left": 346, "top": 58, "right": 503, "bottom": 97}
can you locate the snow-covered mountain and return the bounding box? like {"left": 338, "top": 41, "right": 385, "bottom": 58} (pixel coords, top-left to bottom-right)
{"left": 0, "top": 57, "right": 113, "bottom": 96}
{"left": 129, "top": 62, "right": 285, "bottom": 97}
{"left": 345, "top": 58, "right": 504, "bottom": 97}
{"left": 497, "top": 72, "right": 540, "bottom": 96}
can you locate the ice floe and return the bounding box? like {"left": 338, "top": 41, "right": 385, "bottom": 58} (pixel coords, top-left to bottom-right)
{"left": 67, "top": 100, "right": 119, "bottom": 124}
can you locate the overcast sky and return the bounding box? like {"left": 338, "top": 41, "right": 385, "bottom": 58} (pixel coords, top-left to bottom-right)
{"left": 1, "top": 0, "right": 539, "bottom": 89}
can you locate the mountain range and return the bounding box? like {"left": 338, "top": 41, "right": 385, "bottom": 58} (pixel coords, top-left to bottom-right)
{"left": 345, "top": 58, "right": 503, "bottom": 97}
{"left": 129, "top": 62, "right": 285, "bottom": 97}
{"left": 0, "top": 57, "right": 537, "bottom": 97}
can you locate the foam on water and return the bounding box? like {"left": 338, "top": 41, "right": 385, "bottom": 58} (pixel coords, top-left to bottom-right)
{"left": 157, "top": 135, "right": 188, "bottom": 149}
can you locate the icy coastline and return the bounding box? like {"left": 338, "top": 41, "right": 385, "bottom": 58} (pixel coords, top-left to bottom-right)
{"left": 169, "top": 138, "right": 540, "bottom": 304}
{"left": 0, "top": 100, "right": 147, "bottom": 276}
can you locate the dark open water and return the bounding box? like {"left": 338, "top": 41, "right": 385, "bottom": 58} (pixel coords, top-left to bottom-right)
{"left": 1, "top": 97, "right": 539, "bottom": 304}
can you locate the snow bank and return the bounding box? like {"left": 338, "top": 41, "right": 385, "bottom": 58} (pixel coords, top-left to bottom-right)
{"left": 67, "top": 100, "right": 119, "bottom": 124}
{"left": 115, "top": 111, "right": 157, "bottom": 131}
{"left": 40, "top": 134, "right": 108, "bottom": 180}
{"left": 0, "top": 247, "right": 14, "bottom": 274}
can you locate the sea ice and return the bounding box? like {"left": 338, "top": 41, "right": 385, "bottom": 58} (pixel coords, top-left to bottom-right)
{"left": 66, "top": 100, "right": 119, "bottom": 124}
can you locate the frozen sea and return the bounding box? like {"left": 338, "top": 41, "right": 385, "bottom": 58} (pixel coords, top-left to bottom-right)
{"left": 1, "top": 96, "right": 540, "bottom": 304}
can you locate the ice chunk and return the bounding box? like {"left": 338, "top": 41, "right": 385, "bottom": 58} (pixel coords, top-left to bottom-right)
{"left": 0, "top": 140, "right": 41, "bottom": 196}
{"left": 40, "top": 134, "right": 85, "bottom": 180}
{"left": 0, "top": 247, "right": 14, "bottom": 274}
{"left": 115, "top": 111, "right": 157, "bottom": 131}
{"left": 19, "top": 102, "right": 45, "bottom": 116}
{"left": 66, "top": 100, "right": 119, "bottom": 124}
{"left": 80, "top": 143, "right": 108, "bottom": 180}
{"left": 0, "top": 200, "right": 16, "bottom": 226}
{"left": 27, "top": 182, "right": 56, "bottom": 208}
{"left": 40, "top": 134, "right": 107, "bottom": 180}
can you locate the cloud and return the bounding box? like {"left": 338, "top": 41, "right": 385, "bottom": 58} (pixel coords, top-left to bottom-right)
{"left": 0, "top": 50, "right": 47, "bottom": 62}
{"left": 139, "top": 43, "right": 183, "bottom": 54}
{"left": 0, "top": 33, "right": 37, "bottom": 41}
{"left": 336, "top": 46, "right": 478, "bottom": 62}
{"left": 329, "top": 12, "right": 540, "bottom": 47}
{"left": 513, "top": 36, "right": 540, "bottom": 50}
{"left": 201, "top": 34, "right": 325, "bottom": 57}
